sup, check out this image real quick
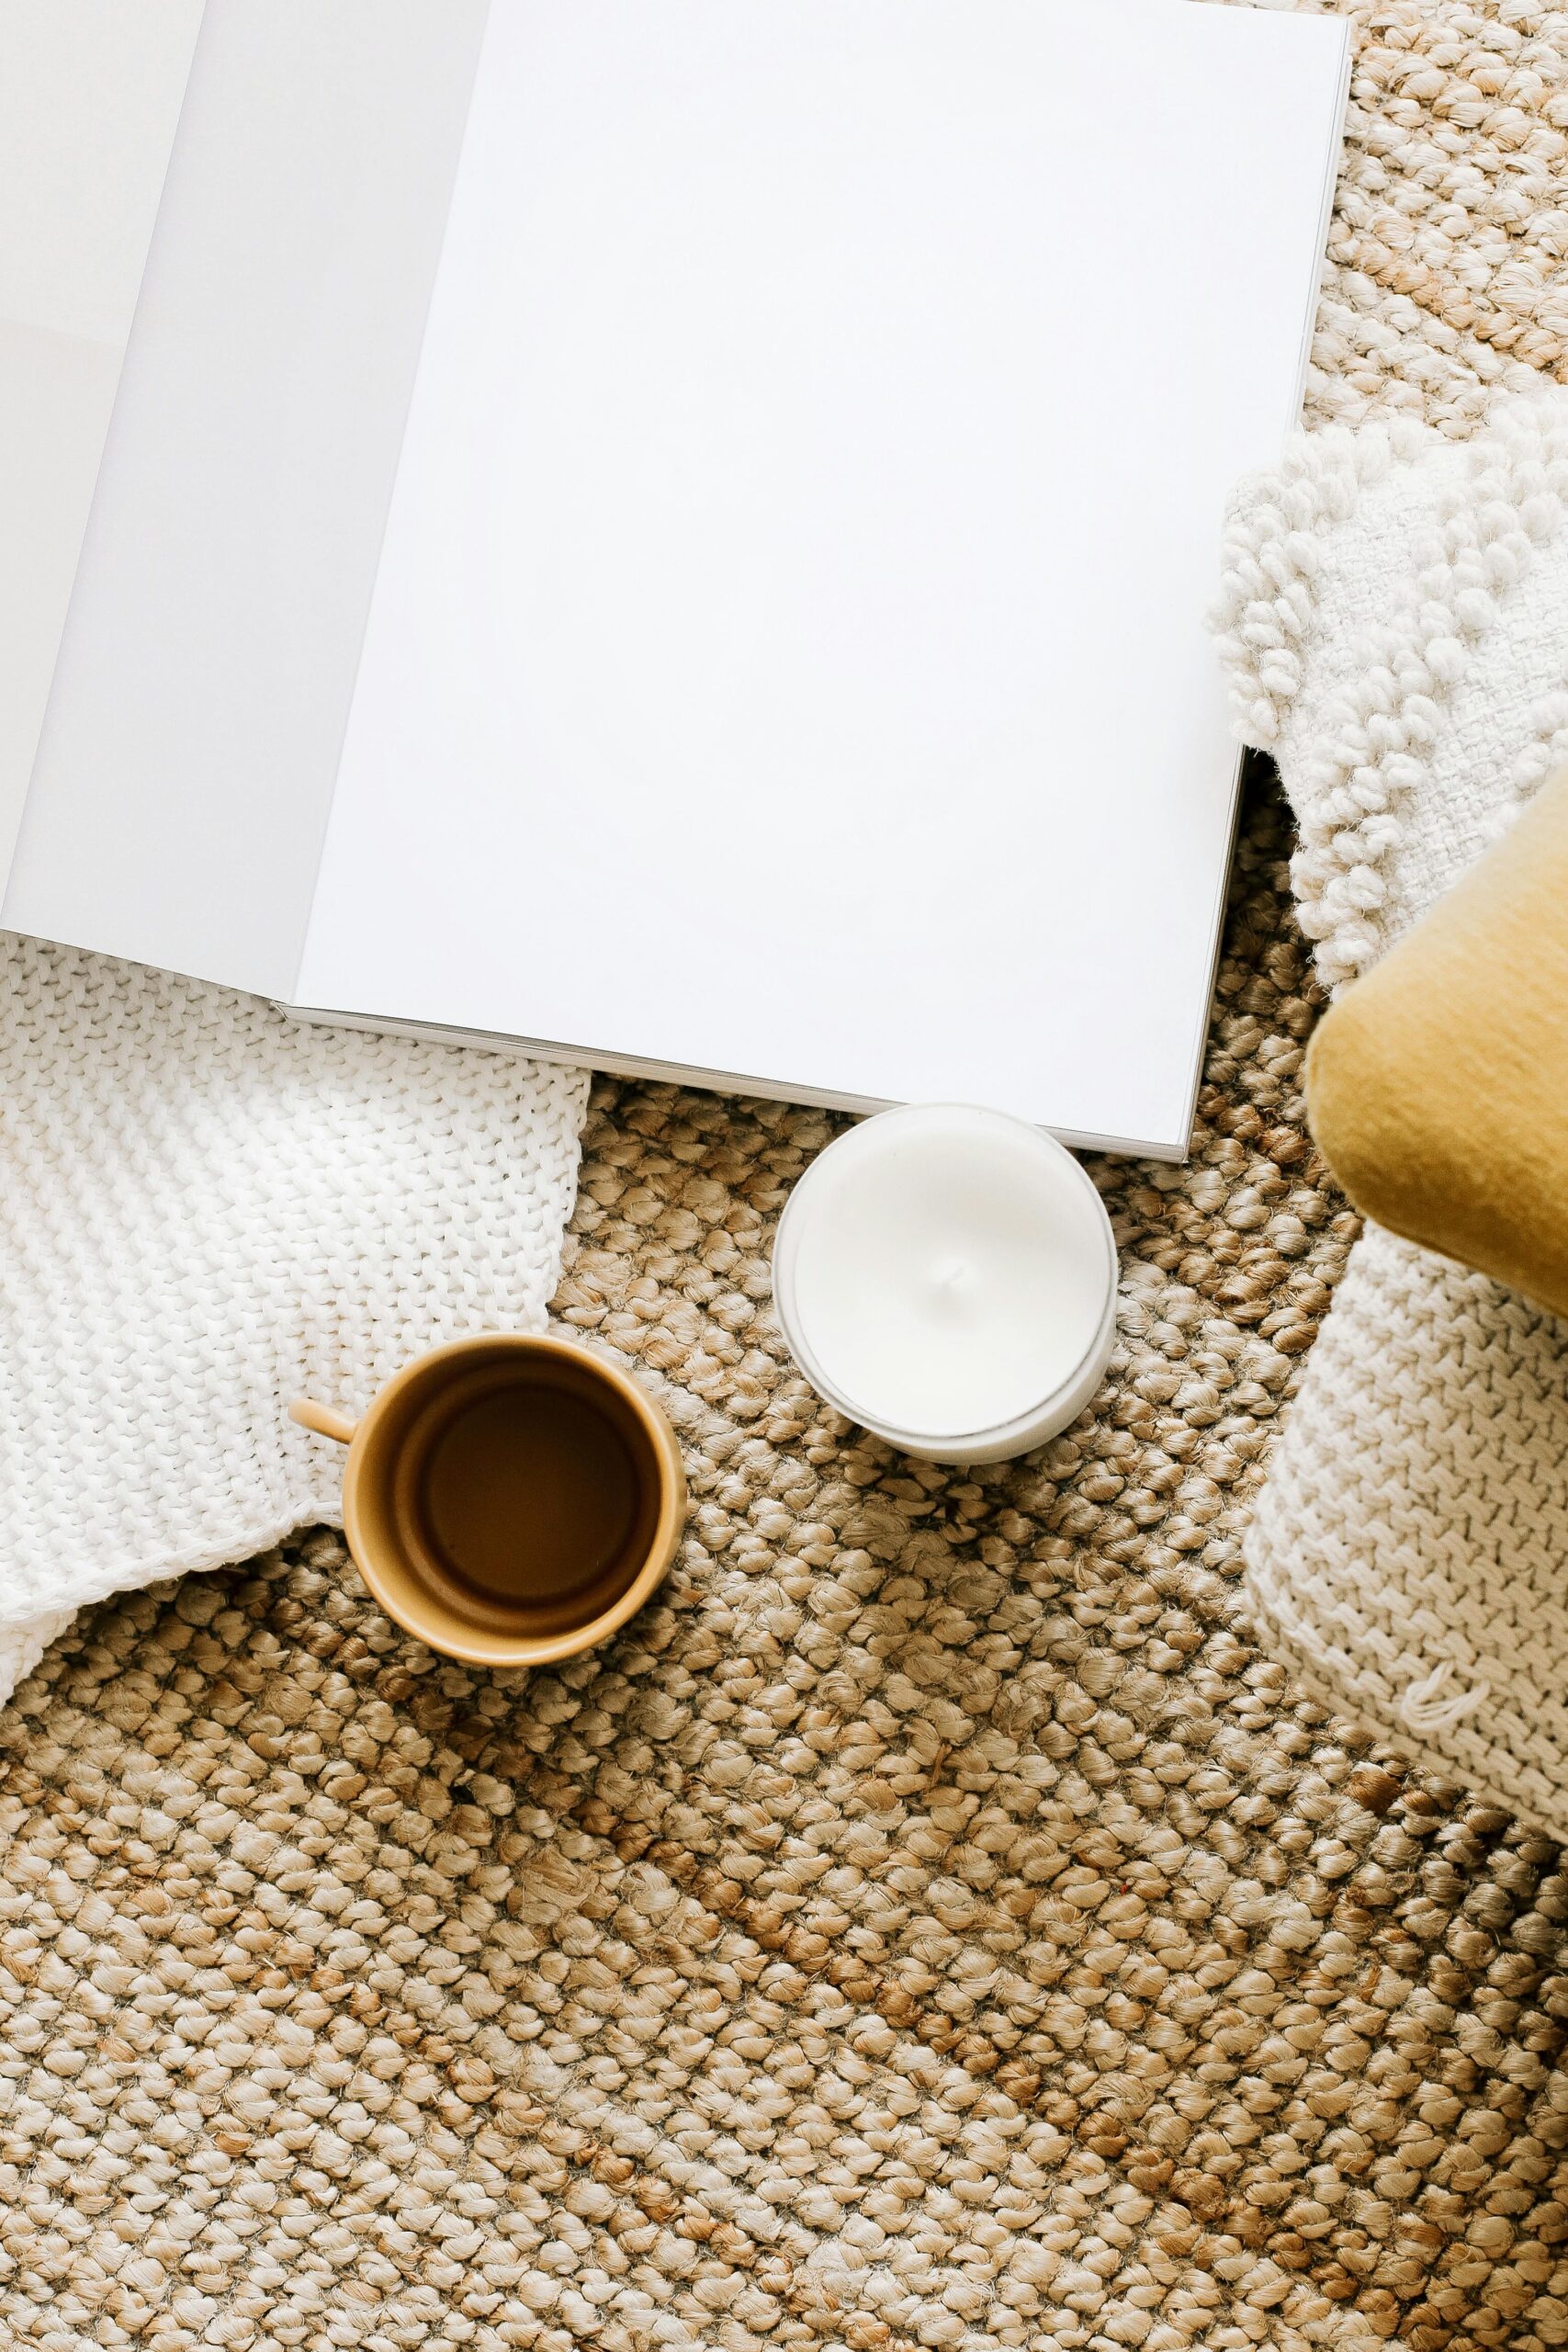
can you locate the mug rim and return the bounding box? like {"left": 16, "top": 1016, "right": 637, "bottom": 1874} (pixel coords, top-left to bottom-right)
{"left": 341, "top": 1333, "right": 685, "bottom": 1668}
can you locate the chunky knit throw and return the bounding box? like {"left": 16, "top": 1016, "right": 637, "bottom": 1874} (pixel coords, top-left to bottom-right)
{"left": 0, "top": 938, "right": 587, "bottom": 1702}
{"left": 1213, "top": 389, "right": 1568, "bottom": 1838}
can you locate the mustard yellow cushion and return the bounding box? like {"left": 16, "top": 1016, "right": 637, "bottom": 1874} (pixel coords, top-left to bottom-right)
{"left": 1307, "top": 765, "right": 1568, "bottom": 1320}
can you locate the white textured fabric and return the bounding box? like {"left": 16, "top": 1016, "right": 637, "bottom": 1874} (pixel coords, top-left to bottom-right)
{"left": 0, "top": 937, "right": 588, "bottom": 1704}
{"left": 1213, "top": 390, "right": 1568, "bottom": 1837}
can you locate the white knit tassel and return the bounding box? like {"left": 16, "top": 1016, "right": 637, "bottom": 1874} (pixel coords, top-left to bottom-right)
{"left": 1400, "top": 1660, "right": 1491, "bottom": 1738}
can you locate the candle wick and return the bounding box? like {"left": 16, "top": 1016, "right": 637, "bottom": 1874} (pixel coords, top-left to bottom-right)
{"left": 934, "top": 1258, "right": 967, "bottom": 1292}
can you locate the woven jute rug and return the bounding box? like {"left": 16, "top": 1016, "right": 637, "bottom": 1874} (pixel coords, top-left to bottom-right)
{"left": 6, "top": 7, "right": 1568, "bottom": 2348}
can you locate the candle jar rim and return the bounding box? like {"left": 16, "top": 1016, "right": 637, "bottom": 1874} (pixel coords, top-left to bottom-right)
{"left": 771, "top": 1101, "right": 1118, "bottom": 1459}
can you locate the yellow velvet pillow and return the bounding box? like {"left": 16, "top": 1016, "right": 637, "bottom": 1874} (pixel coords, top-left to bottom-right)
{"left": 1307, "top": 766, "right": 1568, "bottom": 1320}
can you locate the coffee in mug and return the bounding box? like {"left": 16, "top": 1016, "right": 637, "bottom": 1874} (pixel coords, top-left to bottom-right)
{"left": 291, "top": 1335, "right": 684, "bottom": 1667}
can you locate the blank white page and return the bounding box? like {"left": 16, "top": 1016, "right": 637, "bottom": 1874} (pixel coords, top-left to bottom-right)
{"left": 5, "top": 0, "right": 487, "bottom": 999}
{"left": 0, "top": 0, "right": 201, "bottom": 888}
{"left": 297, "top": 0, "right": 1348, "bottom": 1152}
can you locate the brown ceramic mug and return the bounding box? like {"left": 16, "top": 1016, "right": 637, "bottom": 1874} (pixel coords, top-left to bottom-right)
{"left": 290, "top": 1334, "right": 685, "bottom": 1668}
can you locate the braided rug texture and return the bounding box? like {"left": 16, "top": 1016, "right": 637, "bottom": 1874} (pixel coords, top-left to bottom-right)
{"left": 6, "top": 6, "right": 1568, "bottom": 2350}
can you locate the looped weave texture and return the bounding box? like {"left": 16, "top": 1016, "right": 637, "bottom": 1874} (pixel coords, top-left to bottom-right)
{"left": 1213, "top": 389, "right": 1568, "bottom": 1838}
{"left": 0, "top": 937, "right": 588, "bottom": 1699}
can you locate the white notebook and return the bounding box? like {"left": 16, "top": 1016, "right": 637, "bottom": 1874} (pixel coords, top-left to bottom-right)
{"left": 1, "top": 0, "right": 1349, "bottom": 1157}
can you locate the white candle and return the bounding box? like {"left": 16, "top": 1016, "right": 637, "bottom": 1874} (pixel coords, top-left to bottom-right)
{"left": 773, "top": 1102, "right": 1117, "bottom": 1463}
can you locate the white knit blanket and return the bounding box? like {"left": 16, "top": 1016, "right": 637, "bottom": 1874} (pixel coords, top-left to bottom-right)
{"left": 0, "top": 938, "right": 587, "bottom": 1704}
{"left": 1213, "top": 390, "right": 1568, "bottom": 1837}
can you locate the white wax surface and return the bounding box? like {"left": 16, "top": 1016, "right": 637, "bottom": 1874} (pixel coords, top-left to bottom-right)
{"left": 786, "top": 1107, "right": 1113, "bottom": 1441}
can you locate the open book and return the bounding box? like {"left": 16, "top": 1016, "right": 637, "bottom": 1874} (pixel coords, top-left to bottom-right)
{"left": 2, "top": 0, "right": 1349, "bottom": 1158}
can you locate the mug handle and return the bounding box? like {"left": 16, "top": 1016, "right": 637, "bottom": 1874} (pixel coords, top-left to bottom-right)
{"left": 289, "top": 1398, "right": 358, "bottom": 1446}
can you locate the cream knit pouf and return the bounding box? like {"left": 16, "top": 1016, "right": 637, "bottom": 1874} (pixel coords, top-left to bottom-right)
{"left": 1213, "top": 389, "right": 1568, "bottom": 1838}
{"left": 0, "top": 938, "right": 587, "bottom": 1705}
